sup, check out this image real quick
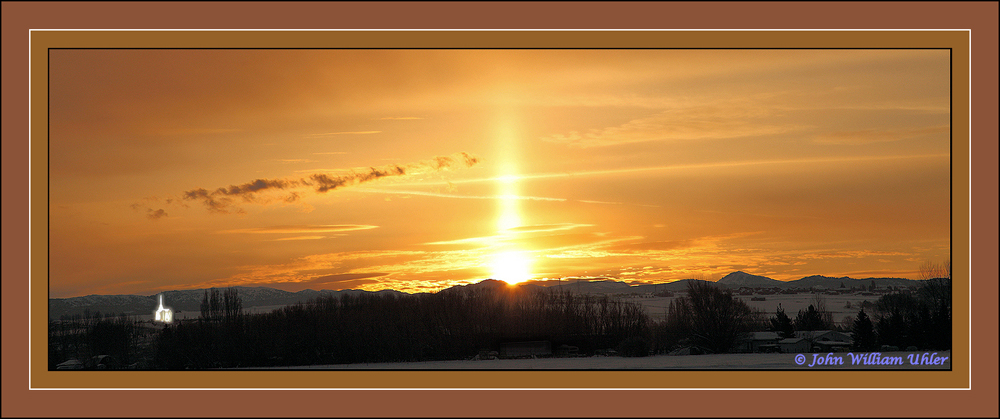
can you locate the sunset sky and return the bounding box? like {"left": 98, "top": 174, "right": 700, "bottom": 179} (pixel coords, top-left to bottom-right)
{"left": 47, "top": 49, "right": 951, "bottom": 298}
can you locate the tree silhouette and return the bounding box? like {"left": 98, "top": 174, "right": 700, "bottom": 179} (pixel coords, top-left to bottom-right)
{"left": 795, "top": 304, "right": 827, "bottom": 331}
{"left": 668, "top": 281, "right": 758, "bottom": 354}
{"left": 769, "top": 304, "right": 795, "bottom": 338}
{"left": 851, "top": 308, "right": 877, "bottom": 351}
{"left": 200, "top": 288, "right": 224, "bottom": 322}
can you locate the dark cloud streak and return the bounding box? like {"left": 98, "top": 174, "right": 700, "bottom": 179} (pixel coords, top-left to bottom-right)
{"left": 178, "top": 152, "right": 481, "bottom": 214}
{"left": 147, "top": 209, "right": 168, "bottom": 220}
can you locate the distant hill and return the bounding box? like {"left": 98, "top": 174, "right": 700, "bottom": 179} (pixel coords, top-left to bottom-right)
{"left": 48, "top": 273, "right": 925, "bottom": 319}
{"left": 785, "top": 275, "right": 917, "bottom": 290}
{"left": 641, "top": 279, "right": 716, "bottom": 292}
{"left": 717, "top": 271, "right": 785, "bottom": 288}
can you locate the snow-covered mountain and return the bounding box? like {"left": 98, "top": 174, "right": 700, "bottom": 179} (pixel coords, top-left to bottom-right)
{"left": 787, "top": 275, "right": 917, "bottom": 290}
{"left": 716, "top": 271, "right": 785, "bottom": 288}
{"left": 49, "top": 272, "right": 924, "bottom": 318}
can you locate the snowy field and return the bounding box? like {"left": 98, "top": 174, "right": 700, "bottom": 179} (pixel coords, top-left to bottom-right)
{"left": 245, "top": 351, "right": 950, "bottom": 370}
{"left": 626, "top": 293, "right": 878, "bottom": 323}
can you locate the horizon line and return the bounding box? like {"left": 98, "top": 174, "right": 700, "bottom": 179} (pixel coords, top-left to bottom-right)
{"left": 49, "top": 271, "right": 939, "bottom": 299}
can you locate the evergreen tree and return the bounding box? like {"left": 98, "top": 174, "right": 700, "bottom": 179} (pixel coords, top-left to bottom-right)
{"left": 794, "top": 304, "right": 827, "bottom": 331}
{"left": 851, "top": 308, "right": 877, "bottom": 351}
{"left": 769, "top": 304, "right": 795, "bottom": 339}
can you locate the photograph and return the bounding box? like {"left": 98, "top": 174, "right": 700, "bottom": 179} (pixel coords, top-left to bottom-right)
{"left": 3, "top": 1, "right": 996, "bottom": 418}
{"left": 46, "top": 47, "right": 952, "bottom": 372}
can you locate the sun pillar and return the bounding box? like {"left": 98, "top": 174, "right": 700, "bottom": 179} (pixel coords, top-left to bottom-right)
{"left": 489, "top": 108, "right": 532, "bottom": 284}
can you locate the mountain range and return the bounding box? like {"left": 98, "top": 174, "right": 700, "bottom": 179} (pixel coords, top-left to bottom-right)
{"left": 48, "top": 272, "right": 924, "bottom": 319}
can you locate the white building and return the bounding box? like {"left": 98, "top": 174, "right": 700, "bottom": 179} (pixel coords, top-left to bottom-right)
{"left": 154, "top": 294, "right": 173, "bottom": 323}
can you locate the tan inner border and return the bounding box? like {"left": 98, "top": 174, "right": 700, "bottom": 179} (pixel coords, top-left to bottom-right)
{"left": 30, "top": 30, "right": 970, "bottom": 389}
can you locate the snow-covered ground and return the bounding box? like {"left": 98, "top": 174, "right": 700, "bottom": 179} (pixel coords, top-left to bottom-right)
{"left": 626, "top": 293, "right": 877, "bottom": 323}
{"left": 245, "top": 351, "right": 950, "bottom": 370}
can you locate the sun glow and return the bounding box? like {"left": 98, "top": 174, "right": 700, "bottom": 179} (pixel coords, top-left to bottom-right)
{"left": 489, "top": 106, "right": 533, "bottom": 285}
{"left": 491, "top": 250, "right": 532, "bottom": 285}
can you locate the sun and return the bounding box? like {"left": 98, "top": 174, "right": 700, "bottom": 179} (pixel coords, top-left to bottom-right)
{"left": 491, "top": 250, "right": 532, "bottom": 285}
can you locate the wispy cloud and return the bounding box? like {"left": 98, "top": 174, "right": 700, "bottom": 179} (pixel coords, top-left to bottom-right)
{"left": 376, "top": 117, "right": 423, "bottom": 120}
{"left": 305, "top": 131, "right": 381, "bottom": 137}
{"left": 506, "top": 223, "right": 594, "bottom": 233}
{"left": 424, "top": 223, "right": 595, "bottom": 246}
{"left": 541, "top": 103, "right": 802, "bottom": 148}
{"left": 129, "top": 197, "right": 176, "bottom": 220}
{"left": 178, "top": 152, "right": 481, "bottom": 214}
{"left": 812, "top": 125, "right": 949, "bottom": 145}
{"left": 272, "top": 159, "right": 318, "bottom": 163}
{"left": 187, "top": 249, "right": 488, "bottom": 292}
{"left": 219, "top": 225, "right": 378, "bottom": 234}
{"left": 400, "top": 153, "right": 950, "bottom": 188}
{"left": 146, "top": 208, "right": 168, "bottom": 220}
{"left": 272, "top": 236, "right": 328, "bottom": 241}
{"left": 354, "top": 188, "right": 567, "bottom": 202}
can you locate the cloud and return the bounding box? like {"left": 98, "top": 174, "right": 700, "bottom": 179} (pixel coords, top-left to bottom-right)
{"left": 273, "top": 236, "right": 327, "bottom": 241}
{"left": 540, "top": 103, "right": 801, "bottom": 148}
{"left": 310, "top": 166, "right": 406, "bottom": 192}
{"left": 376, "top": 116, "right": 423, "bottom": 120}
{"left": 305, "top": 131, "right": 381, "bottom": 137}
{"left": 812, "top": 125, "right": 949, "bottom": 145}
{"left": 505, "top": 223, "right": 593, "bottom": 233}
{"left": 273, "top": 159, "right": 318, "bottom": 163}
{"left": 220, "top": 225, "right": 379, "bottom": 234}
{"left": 179, "top": 152, "right": 481, "bottom": 214}
{"left": 303, "top": 273, "right": 388, "bottom": 285}
{"left": 611, "top": 239, "right": 698, "bottom": 252}
{"left": 424, "top": 224, "right": 594, "bottom": 246}
{"left": 146, "top": 208, "right": 168, "bottom": 220}
{"left": 130, "top": 197, "right": 172, "bottom": 220}
{"left": 354, "top": 188, "right": 567, "bottom": 202}
{"left": 309, "top": 152, "right": 479, "bottom": 193}
{"left": 182, "top": 180, "right": 300, "bottom": 214}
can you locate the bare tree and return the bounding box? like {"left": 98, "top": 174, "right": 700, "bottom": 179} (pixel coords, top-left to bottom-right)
{"left": 223, "top": 287, "right": 243, "bottom": 322}
{"left": 200, "top": 288, "right": 224, "bottom": 322}
{"left": 809, "top": 294, "right": 834, "bottom": 329}
{"left": 919, "top": 259, "right": 951, "bottom": 280}
{"left": 669, "top": 281, "right": 757, "bottom": 353}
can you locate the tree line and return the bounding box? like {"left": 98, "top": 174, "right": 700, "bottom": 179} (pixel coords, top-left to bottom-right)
{"left": 48, "top": 311, "right": 155, "bottom": 369}
{"left": 52, "top": 273, "right": 951, "bottom": 369}
{"left": 848, "top": 277, "right": 951, "bottom": 351}
{"left": 153, "top": 282, "right": 651, "bottom": 369}
{"left": 649, "top": 275, "right": 952, "bottom": 355}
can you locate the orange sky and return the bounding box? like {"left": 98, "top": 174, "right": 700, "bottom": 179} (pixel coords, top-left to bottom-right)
{"left": 47, "top": 49, "right": 951, "bottom": 298}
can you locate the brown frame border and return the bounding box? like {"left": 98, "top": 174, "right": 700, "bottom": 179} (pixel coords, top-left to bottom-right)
{"left": 4, "top": 2, "right": 997, "bottom": 418}
{"left": 29, "top": 30, "right": 971, "bottom": 391}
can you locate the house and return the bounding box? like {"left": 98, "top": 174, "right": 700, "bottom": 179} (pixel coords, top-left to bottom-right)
{"left": 554, "top": 344, "right": 579, "bottom": 357}
{"left": 778, "top": 337, "right": 811, "bottom": 353}
{"left": 736, "top": 332, "right": 781, "bottom": 353}
{"left": 795, "top": 330, "right": 852, "bottom": 352}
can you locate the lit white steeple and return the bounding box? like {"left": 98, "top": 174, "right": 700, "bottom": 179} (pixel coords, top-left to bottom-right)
{"left": 154, "top": 294, "right": 173, "bottom": 323}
